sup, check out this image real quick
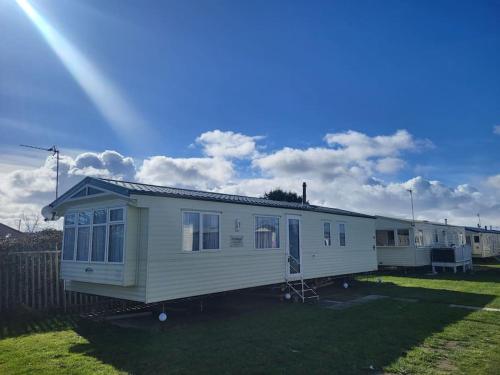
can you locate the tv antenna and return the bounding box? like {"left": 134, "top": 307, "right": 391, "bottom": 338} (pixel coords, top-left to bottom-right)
{"left": 20, "top": 144, "right": 60, "bottom": 199}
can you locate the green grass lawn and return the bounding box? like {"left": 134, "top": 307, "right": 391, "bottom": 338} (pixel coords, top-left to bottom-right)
{"left": 1, "top": 262, "right": 499, "bottom": 374}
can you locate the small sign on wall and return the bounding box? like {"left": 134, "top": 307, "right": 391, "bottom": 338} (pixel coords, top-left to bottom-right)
{"left": 230, "top": 235, "right": 244, "bottom": 247}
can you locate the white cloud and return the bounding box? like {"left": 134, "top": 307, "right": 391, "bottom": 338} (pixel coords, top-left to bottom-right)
{"left": 487, "top": 174, "right": 500, "bottom": 189}
{"left": 0, "top": 128, "right": 498, "bottom": 231}
{"left": 195, "top": 130, "right": 263, "bottom": 159}
{"left": 136, "top": 156, "right": 234, "bottom": 190}
{"left": 253, "top": 130, "right": 428, "bottom": 179}
{"left": 0, "top": 150, "right": 136, "bottom": 228}
{"left": 375, "top": 157, "right": 406, "bottom": 174}
{"left": 494, "top": 125, "right": 500, "bottom": 135}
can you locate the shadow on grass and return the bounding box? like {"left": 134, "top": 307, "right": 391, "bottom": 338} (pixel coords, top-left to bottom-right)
{"left": 0, "top": 310, "right": 78, "bottom": 340}
{"left": 65, "top": 285, "right": 495, "bottom": 374}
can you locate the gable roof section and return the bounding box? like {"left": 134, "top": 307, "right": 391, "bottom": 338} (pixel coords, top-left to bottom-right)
{"left": 48, "top": 177, "right": 374, "bottom": 219}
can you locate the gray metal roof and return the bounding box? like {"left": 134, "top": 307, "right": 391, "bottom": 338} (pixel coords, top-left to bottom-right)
{"left": 50, "top": 177, "right": 374, "bottom": 219}
{"left": 465, "top": 226, "right": 500, "bottom": 234}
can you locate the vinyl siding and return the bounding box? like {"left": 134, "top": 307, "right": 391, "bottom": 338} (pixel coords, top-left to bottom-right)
{"left": 60, "top": 196, "right": 148, "bottom": 302}
{"left": 135, "top": 195, "right": 377, "bottom": 303}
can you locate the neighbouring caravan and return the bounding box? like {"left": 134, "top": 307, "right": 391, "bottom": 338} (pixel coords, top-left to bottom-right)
{"left": 466, "top": 227, "right": 500, "bottom": 258}
{"left": 375, "top": 216, "right": 468, "bottom": 267}
{"left": 42, "top": 177, "right": 377, "bottom": 303}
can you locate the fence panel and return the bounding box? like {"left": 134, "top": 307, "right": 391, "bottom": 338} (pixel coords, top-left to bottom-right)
{"left": 0, "top": 250, "right": 122, "bottom": 314}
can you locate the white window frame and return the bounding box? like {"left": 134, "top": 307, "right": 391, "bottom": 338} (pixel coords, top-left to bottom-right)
{"left": 323, "top": 221, "right": 332, "bottom": 247}
{"left": 181, "top": 211, "right": 221, "bottom": 252}
{"left": 62, "top": 205, "right": 126, "bottom": 264}
{"left": 338, "top": 222, "right": 347, "bottom": 247}
{"left": 75, "top": 211, "right": 92, "bottom": 262}
{"left": 62, "top": 214, "right": 77, "bottom": 261}
{"left": 397, "top": 228, "right": 411, "bottom": 247}
{"left": 254, "top": 215, "right": 281, "bottom": 250}
{"left": 376, "top": 229, "right": 396, "bottom": 247}
{"left": 107, "top": 207, "right": 126, "bottom": 263}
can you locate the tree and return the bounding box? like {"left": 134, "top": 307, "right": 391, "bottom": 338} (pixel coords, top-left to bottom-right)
{"left": 263, "top": 188, "right": 307, "bottom": 204}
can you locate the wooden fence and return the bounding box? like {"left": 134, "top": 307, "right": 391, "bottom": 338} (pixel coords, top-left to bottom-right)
{"left": 0, "top": 250, "right": 121, "bottom": 314}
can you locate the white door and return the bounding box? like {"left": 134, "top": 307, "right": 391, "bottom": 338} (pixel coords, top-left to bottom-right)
{"left": 286, "top": 215, "right": 302, "bottom": 279}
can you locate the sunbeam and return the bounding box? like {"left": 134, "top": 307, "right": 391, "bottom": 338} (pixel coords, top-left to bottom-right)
{"left": 16, "top": 0, "right": 151, "bottom": 145}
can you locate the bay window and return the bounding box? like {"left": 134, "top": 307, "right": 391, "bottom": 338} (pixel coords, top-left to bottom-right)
{"left": 62, "top": 207, "right": 125, "bottom": 263}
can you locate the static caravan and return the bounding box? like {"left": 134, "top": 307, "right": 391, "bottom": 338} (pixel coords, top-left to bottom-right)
{"left": 466, "top": 227, "right": 500, "bottom": 258}
{"left": 375, "top": 216, "right": 467, "bottom": 267}
{"left": 42, "top": 177, "right": 377, "bottom": 303}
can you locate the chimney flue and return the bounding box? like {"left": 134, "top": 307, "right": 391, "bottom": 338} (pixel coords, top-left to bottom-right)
{"left": 444, "top": 218, "right": 448, "bottom": 225}
{"left": 302, "top": 182, "right": 307, "bottom": 205}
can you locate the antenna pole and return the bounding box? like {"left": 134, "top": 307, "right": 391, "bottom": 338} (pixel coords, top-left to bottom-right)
{"left": 55, "top": 148, "right": 60, "bottom": 199}
{"left": 407, "top": 189, "right": 415, "bottom": 226}
{"left": 20, "top": 144, "right": 60, "bottom": 200}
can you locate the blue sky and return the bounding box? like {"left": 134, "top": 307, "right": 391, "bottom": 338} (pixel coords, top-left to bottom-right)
{"left": 0, "top": 0, "right": 499, "bottom": 228}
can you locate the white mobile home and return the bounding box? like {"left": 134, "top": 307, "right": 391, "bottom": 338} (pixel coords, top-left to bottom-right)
{"left": 466, "top": 227, "right": 500, "bottom": 258}
{"left": 375, "top": 216, "right": 467, "bottom": 267}
{"left": 43, "top": 177, "right": 377, "bottom": 303}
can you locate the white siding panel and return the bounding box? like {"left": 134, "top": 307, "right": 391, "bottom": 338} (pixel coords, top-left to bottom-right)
{"left": 136, "top": 195, "right": 377, "bottom": 303}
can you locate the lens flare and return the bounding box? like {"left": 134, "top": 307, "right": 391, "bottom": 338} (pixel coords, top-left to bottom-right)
{"left": 16, "top": 0, "right": 150, "bottom": 144}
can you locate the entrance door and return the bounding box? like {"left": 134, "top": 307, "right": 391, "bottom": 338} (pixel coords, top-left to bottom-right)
{"left": 286, "top": 215, "right": 301, "bottom": 278}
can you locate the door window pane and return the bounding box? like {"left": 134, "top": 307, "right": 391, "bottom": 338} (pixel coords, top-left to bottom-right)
{"left": 324, "top": 222, "right": 331, "bottom": 246}
{"left": 339, "top": 223, "right": 346, "bottom": 246}
{"left": 183, "top": 213, "right": 200, "bottom": 251}
{"left": 63, "top": 227, "right": 75, "bottom": 260}
{"left": 202, "top": 214, "right": 219, "bottom": 250}
{"left": 92, "top": 226, "right": 106, "bottom": 262}
{"left": 288, "top": 219, "right": 300, "bottom": 273}
{"left": 108, "top": 224, "right": 124, "bottom": 262}
{"left": 76, "top": 226, "right": 90, "bottom": 261}
{"left": 255, "top": 216, "right": 280, "bottom": 249}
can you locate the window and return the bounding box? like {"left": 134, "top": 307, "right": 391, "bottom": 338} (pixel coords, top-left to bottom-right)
{"left": 108, "top": 208, "right": 125, "bottom": 262}
{"left": 474, "top": 235, "right": 480, "bottom": 244}
{"left": 76, "top": 211, "right": 91, "bottom": 261}
{"left": 466, "top": 235, "right": 472, "bottom": 246}
{"left": 376, "top": 230, "right": 395, "bottom": 246}
{"left": 91, "top": 209, "right": 107, "bottom": 262}
{"left": 62, "top": 213, "right": 76, "bottom": 260}
{"left": 323, "top": 222, "right": 331, "bottom": 246}
{"left": 434, "top": 230, "right": 439, "bottom": 243}
{"left": 182, "top": 212, "right": 220, "bottom": 251}
{"left": 338, "top": 223, "right": 346, "bottom": 246}
{"left": 396, "top": 229, "right": 410, "bottom": 246}
{"left": 62, "top": 207, "right": 125, "bottom": 264}
{"left": 414, "top": 229, "right": 423, "bottom": 247}
{"left": 255, "top": 216, "right": 280, "bottom": 249}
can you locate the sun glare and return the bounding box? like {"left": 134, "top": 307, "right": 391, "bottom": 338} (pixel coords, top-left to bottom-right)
{"left": 16, "top": 0, "right": 150, "bottom": 144}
